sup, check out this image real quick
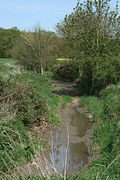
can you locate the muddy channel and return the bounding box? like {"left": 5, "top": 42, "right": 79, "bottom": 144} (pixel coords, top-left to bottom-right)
{"left": 47, "top": 80, "right": 95, "bottom": 176}
{"left": 17, "top": 80, "right": 95, "bottom": 177}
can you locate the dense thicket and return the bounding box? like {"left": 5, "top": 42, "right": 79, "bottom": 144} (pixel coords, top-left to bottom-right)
{"left": 56, "top": 0, "right": 120, "bottom": 94}
{"left": 0, "top": 27, "right": 20, "bottom": 58}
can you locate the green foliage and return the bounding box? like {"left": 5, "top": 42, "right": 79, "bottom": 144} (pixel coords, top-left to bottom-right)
{"left": 0, "top": 62, "right": 50, "bottom": 127}
{"left": 76, "top": 55, "right": 120, "bottom": 94}
{"left": 57, "top": 0, "right": 120, "bottom": 58}
{"left": 80, "top": 96, "right": 103, "bottom": 120}
{"left": 92, "top": 55, "right": 120, "bottom": 93}
{"left": 62, "top": 95, "right": 72, "bottom": 109}
{"left": 57, "top": 0, "right": 120, "bottom": 94}
{"left": 0, "top": 59, "right": 60, "bottom": 125}
{"left": 5, "top": 86, "right": 49, "bottom": 126}
{"left": 76, "top": 57, "right": 93, "bottom": 95}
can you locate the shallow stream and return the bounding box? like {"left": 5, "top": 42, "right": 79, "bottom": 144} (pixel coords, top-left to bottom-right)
{"left": 48, "top": 102, "right": 94, "bottom": 175}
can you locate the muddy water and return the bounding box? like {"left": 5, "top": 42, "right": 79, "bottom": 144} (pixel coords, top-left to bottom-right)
{"left": 49, "top": 104, "right": 94, "bottom": 176}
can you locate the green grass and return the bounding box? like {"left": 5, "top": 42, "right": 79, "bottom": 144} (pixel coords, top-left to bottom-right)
{"left": 70, "top": 84, "right": 120, "bottom": 179}
{"left": 80, "top": 96, "right": 104, "bottom": 120}
{"left": 61, "top": 95, "right": 72, "bottom": 109}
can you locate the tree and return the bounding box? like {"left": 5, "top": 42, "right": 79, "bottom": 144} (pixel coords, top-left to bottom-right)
{"left": 12, "top": 26, "right": 57, "bottom": 74}
{"left": 57, "top": 0, "right": 120, "bottom": 58}
{"left": 56, "top": 0, "right": 120, "bottom": 94}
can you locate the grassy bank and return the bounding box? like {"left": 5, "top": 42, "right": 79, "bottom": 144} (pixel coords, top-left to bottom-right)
{"left": 71, "top": 83, "right": 120, "bottom": 179}
{"left": 0, "top": 59, "right": 60, "bottom": 177}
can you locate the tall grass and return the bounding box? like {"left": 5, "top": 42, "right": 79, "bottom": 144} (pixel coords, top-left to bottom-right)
{"left": 70, "top": 83, "right": 120, "bottom": 179}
